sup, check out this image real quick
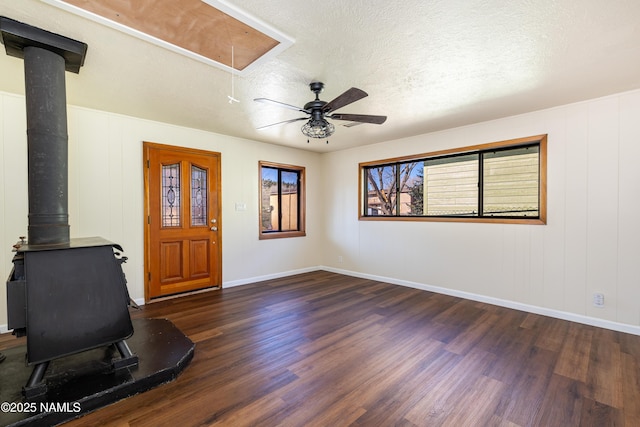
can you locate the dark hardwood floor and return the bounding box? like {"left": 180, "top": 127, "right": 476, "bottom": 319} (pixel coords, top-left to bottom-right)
{"left": 2, "top": 270, "right": 639, "bottom": 426}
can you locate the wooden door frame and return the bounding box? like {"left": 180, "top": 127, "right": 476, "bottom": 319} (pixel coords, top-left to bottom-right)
{"left": 143, "top": 141, "right": 222, "bottom": 302}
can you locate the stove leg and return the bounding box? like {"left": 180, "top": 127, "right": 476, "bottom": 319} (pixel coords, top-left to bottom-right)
{"left": 23, "top": 361, "right": 49, "bottom": 400}
{"left": 112, "top": 340, "right": 139, "bottom": 370}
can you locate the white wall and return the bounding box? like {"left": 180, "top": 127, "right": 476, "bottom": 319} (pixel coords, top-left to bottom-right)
{"left": 0, "top": 91, "right": 322, "bottom": 328}
{"left": 321, "top": 89, "right": 640, "bottom": 332}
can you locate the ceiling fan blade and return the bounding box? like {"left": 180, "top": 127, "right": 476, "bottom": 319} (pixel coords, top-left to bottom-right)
{"left": 256, "top": 117, "right": 308, "bottom": 130}
{"left": 322, "top": 87, "right": 368, "bottom": 113}
{"left": 329, "top": 113, "right": 387, "bottom": 125}
{"left": 254, "top": 98, "right": 308, "bottom": 113}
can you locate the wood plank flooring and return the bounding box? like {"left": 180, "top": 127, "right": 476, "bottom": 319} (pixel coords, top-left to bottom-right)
{"left": 3, "top": 270, "right": 640, "bottom": 426}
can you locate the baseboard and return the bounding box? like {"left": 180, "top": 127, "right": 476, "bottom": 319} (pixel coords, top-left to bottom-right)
{"left": 222, "top": 266, "right": 321, "bottom": 288}
{"left": 320, "top": 265, "right": 640, "bottom": 337}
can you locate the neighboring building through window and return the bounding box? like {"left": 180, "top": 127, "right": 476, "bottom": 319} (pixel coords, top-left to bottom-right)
{"left": 360, "top": 134, "right": 547, "bottom": 224}
{"left": 259, "top": 161, "right": 306, "bottom": 239}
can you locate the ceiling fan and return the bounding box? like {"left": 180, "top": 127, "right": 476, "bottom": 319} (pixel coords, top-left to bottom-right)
{"left": 254, "top": 82, "right": 387, "bottom": 141}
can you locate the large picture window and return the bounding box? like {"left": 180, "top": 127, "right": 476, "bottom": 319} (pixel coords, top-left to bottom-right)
{"left": 259, "top": 161, "right": 306, "bottom": 239}
{"left": 360, "top": 135, "right": 546, "bottom": 224}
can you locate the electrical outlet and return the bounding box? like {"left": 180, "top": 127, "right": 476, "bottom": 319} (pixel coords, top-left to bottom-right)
{"left": 593, "top": 293, "right": 604, "bottom": 308}
{"left": 338, "top": 255, "right": 343, "bottom": 263}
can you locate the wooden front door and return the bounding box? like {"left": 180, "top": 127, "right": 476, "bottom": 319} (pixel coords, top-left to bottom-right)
{"left": 144, "top": 142, "right": 221, "bottom": 300}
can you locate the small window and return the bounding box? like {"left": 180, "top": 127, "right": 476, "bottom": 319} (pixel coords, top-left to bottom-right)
{"left": 190, "top": 165, "right": 208, "bottom": 226}
{"left": 162, "top": 163, "right": 181, "bottom": 227}
{"left": 259, "top": 161, "right": 306, "bottom": 239}
{"left": 360, "top": 135, "right": 546, "bottom": 224}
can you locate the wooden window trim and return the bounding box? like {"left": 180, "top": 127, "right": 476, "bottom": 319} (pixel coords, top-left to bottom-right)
{"left": 358, "top": 134, "right": 547, "bottom": 225}
{"left": 259, "top": 161, "right": 306, "bottom": 239}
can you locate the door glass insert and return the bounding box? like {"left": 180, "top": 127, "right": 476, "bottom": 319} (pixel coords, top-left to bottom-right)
{"left": 191, "top": 165, "right": 208, "bottom": 226}
{"left": 162, "top": 163, "right": 181, "bottom": 227}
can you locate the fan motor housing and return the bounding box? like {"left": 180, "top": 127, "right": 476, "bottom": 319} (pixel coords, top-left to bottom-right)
{"left": 304, "top": 82, "right": 327, "bottom": 114}
{"left": 306, "top": 104, "right": 326, "bottom": 120}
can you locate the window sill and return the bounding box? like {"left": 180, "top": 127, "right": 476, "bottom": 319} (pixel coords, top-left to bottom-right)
{"left": 358, "top": 216, "right": 546, "bottom": 225}
{"left": 259, "top": 231, "right": 306, "bottom": 240}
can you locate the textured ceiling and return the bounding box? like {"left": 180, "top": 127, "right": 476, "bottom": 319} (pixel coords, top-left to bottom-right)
{"left": 1, "top": 0, "right": 640, "bottom": 153}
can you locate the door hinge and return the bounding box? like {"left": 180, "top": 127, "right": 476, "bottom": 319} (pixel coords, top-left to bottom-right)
{"left": 148, "top": 272, "right": 151, "bottom": 281}
{"left": 148, "top": 215, "right": 151, "bottom": 224}
{"left": 147, "top": 159, "right": 150, "bottom": 168}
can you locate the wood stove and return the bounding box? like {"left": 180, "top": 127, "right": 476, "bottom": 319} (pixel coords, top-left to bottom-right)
{"left": 1, "top": 16, "right": 138, "bottom": 400}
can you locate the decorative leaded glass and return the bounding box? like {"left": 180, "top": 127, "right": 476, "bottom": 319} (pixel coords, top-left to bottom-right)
{"left": 162, "top": 163, "right": 181, "bottom": 227}
{"left": 191, "top": 165, "right": 207, "bottom": 226}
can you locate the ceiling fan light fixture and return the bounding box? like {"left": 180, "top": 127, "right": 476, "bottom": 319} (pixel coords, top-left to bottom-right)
{"left": 301, "top": 119, "right": 335, "bottom": 139}
{"left": 256, "top": 82, "right": 386, "bottom": 141}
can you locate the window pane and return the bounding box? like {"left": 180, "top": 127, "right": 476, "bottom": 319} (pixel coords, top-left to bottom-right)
{"left": 365, "top": 165, "right": 397, "bottom": 215}
{"left": 281, "top": 171, "right": 299, "bottom": 231}
{"left": 162, "top": 163, "right": 181, "bottom": 227}
{"left": 191, "top": 165, "right": 207, "bottom": 226}
{"left": 261, "top": 167, "right": 277, "bottom": 232}
{"left": 259, "top": 161, "right": 306, "bottom": 238}
{"left": 401, "top": 161, "right": 424, "bottom": 216}
{"left": 483, "top": 146, "right": 539, "bottom": 217}
{"left": 424, "top": 154, "right": 478, "bottom": 216}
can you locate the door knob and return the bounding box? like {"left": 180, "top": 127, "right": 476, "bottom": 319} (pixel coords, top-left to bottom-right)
{"left": 210, "top": 226, "right": 218, "bottom": 231}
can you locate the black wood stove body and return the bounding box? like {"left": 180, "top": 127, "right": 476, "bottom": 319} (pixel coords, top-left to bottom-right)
{"left": 6, "top": 238, "right": 138, "bottom": 399}
{"left": 1, "top": 16, "right": 138, "bottom": 400}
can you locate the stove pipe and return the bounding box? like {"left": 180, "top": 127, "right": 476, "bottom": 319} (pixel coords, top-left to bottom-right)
{"left": 0, "top": 16, "right": 87, "bottom": 246}
{"left": 24, "top": 46, "right": 69, "bottom": 245}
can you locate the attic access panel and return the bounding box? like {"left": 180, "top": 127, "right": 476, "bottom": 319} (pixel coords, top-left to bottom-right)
{"left": 40, "top": 0, "right": 293, "bottom": 75}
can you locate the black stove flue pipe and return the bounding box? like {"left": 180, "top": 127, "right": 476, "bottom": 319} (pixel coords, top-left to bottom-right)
{"left": 0, "top": 16, "right": 87, "bottom": 245}
{"left": 25, "top": 46, "right": 70, "bottom": 245}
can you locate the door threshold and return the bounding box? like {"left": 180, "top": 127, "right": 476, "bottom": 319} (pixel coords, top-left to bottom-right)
{"left": 147, "top": 286, "right": 221, "bottom": 304}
